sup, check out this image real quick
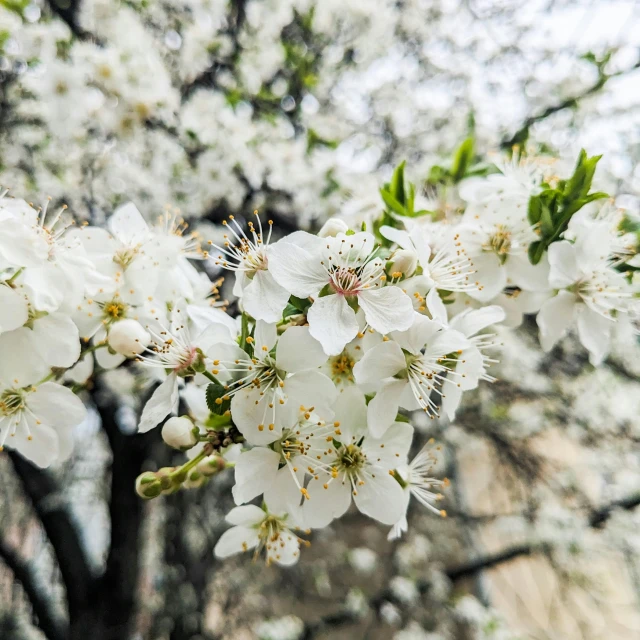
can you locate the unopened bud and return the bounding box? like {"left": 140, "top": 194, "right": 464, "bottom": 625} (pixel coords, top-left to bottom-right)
{"left": 318, "top": 217, "right": 349, "bottom": 238}
{"left": 389, "top": 248, "right": 418, "bottom": 277}
{"left": 196, "top": 455, "right": 227, "bottom": 477}
{"left": 161, "top": 417, "right": 198, "bottom": 451}
{"left": 184, "top": 470, "right": 207, "bottom": 488}
{"left": 108, "top": 319, "right": 150, "bottom": 356}
{"left": 135, "top": 472, "right": 162, "bottom": 499}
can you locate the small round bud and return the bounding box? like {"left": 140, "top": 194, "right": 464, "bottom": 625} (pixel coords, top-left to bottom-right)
{"left": 135, "top": 472, "right": 162, "bottom": 499}
{"left": 161, "top": 417, "right": 198, "bottom": 451}
{"left": 318, "top": 217, "right": 349, "bottom": 238}
{"left": 389, "top": 248, "right": 418, "bottom": 277}
{"left": 196, "top": 455, "right": 227, "bottom": 477}
{"left": 108, "top": 319, "right": 150, "bottom": 356}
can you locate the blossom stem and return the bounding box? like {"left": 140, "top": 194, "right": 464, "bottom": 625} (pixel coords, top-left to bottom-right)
{"left": 202, "top": 370, "right": 222, "bottom": 386}
{"left": 6, "top": 268, "right": 23, "bottom": 285}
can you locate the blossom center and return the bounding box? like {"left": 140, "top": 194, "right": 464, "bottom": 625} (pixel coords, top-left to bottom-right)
{"left": 486, "top": 224, "right": 512, "bottom": 259}
{"left": 329, "top": 266, "right": 361, "bottom": 296}
{"left": 329, "top": 352, "right": 355, "bottom": 383}
{"left": 0, "top": 389, "right": 25, "bottom": 417}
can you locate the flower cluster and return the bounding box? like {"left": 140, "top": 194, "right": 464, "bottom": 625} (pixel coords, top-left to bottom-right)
{"left": 1, "top": 144, "right": 638, "bottom": 567}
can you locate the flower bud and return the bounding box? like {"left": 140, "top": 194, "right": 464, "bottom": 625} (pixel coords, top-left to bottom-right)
{"left": 318, "top": 217, "right": 349, "bottom": 238}
{"left": 161, "top": 417, "right": 198, "bottom": 450}
{"left": 389, "top": 248, "right": 418, "bottom": 277}
{"left": 196, "top": 455, "right": 227, "bottom": 477}
{"left": 135, "top": 472, "right": 162, "bottom": 499}
{"left": 108, "top": 319, "right": 150, "bottom": 356}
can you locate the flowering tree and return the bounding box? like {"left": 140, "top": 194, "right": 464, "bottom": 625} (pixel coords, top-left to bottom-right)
{"left": 1, "top": 1, "right": 640, "bottom": 640}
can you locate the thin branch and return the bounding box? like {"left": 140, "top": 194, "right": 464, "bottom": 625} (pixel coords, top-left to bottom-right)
{"left": 0, "top": 536, "right": 67, "bottom": 640}
{"left": 46, "top": 0, "right": 94, "bottom": 41}
{"left": 501, "top": 54, "right": 640, "bottom": 148}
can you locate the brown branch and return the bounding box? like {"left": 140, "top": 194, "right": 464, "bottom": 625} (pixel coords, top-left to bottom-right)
{"left": 0, "top": 536, "right": 66, "bottom": 640}
{"left": 9, "top": 452, "right": 94, "bottom": 629}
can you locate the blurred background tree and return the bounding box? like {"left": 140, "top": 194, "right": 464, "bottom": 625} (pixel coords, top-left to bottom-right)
{"left": 1, "top": 1, "right": 640, "bottom": 639}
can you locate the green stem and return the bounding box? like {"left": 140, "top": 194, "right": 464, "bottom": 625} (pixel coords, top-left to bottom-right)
{"left": 6, "top": 268, "right": 23, "bottom": 285}
{"left": 170, "top": 449, "right": 207, "bottom": 481}
{"left": 202, "top": 370, "right": 222, "bottom": 386}
{"left": 240, "top": 312, "right": 249, "bottom": 345}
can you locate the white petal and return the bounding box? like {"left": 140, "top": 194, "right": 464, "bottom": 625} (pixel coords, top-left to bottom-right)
{"left": 466, "top": 253, "right": 507, "bottom": 302}
{"left": 367, "top": 421, "right": 414, "bottom": 463}
{"left": 0, "top": 219, "right": 48, "bottom": 267}
{"left": 303, "top": 476, "right": 352, "bottom": 528}
{"left": 254, "top": 319, "right": 277, "bottom": 353}
{"left": 232, "top": 448, "right": 280, "bottom": 505}
{"left": 333, "top": 385, "right": 368, "bottom": 440}
{"left": 379, "top": 225, "right": 413, "bottom": 249}
{"left": 9, "top": 422, "right": 60, "bottom": 468}
{"left": 366, "top": 379, "right": 406, "bottom": 438}
{"left": 108, "top": 202, "right": 150, "bottom": 246}
{"left": 28, "top": 382, "right": 86, "bottom": 427}
{"left": 230, "top": 389, "right": 293, "bottom": 445}
{"left": 390, "top": 313, "right": 441, "bottom": 355}
{"left": 242, "top": 270, "right": 291, "bottom": 323}
{"left": 576, "top": 306, "right": 612, "bottom": 366}
{"left": 22, "top": 266, "right": 67, "bottom": 313}
{"left": 0, "top": 329, "right": 48, "bottom": 387}
{"left": 449, "top": 306, "right": 505, "bottom": 337}
{"left": 441, "top": 383, "right": 463, "bottom": 420}
{"left": 426, "top": 287, "right": 448, "bottom": 325}
{"left": 357, "top": 287, "right": 414, "bottom": 335}
{"left": 138, "top": 375, "right": 179, "bottom": 433}
{"left": 353, "top": 341, "right": 405, "bottom": 385}
{"left": 0, "top": 286, "right": 28, "bottom": 334}
{"left": 548, "top": 241, "right": 579, "bottom": 288}
{"left": 30, "top": 313, "right": 80, "bottom": 368}
{"left": 276, "top": 325, "right": 328, "bottom": 372}
{"left": 307, "top": 294, "right": 359, "bottom": 356}
{"left": 268, "top": 241, "right": 327, "bottom": 298}
{"left": 95, "top": 347, "right": 126, "bottom": 370}
{"left": 226, "top": 504, "right": 267, "bottom": 526}
{"left": 353, "top": 471, "right": 406, "bottom": 525}
{"left": 263, "top": 465, "right": 305, "bottom": 519}
{"left": 214, "top": 526, "right": 259, "bottom": 558}
{"left": 268, "top": 530, "right": 301, "bottom": 566}
{"left": 537, "top": 291, "right": 577, "bottom": 352}
{"left": 508, "top": 253, "right": 550, "bottom": 292}
{"left": 285, "top": 370, "right": 337, "bottom": 420}
{"left": 187, "top": 304, "right": 237, "bottom": 337}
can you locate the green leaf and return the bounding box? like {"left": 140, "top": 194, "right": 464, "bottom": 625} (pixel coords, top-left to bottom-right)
{"left": 528, "top": 241, "right": 545, "bottom": 265}
{"left": 528, "top": 196, "right": 542, "bottom": 226}
{"left": 206, "top": 383, "right": 230, "bottom": 416}
{"left": 380, "top": 188, "right": 407, "bottom": 216}
{"left": 540, "top": 203, "right": 554, "bottom": 237}
{"left": 451, "top": 137, "right": 475, "bottom": 183}
{"left": 390, "top": 161, "right": 406, "bottom": 205}
{"left": 289, "top": 295, "right": 311, "bottom": 313}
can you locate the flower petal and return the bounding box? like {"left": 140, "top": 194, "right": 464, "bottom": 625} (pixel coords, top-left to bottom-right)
{"left": 268, "top": 242, "right": 327, "bottom": 298}
{"left": 242, "top": 270, "right": 291, "bottom": 323}
{"left": 0, "top": 286, "right": 28, "bottom": 334}
{"left": 138, "top": 375, "right": 179, "bottom": 433}
{"left": 307, "top": 294, "right": 359, "bottom": 356}
{"left": 303, "top": 475, "right": 352, "bottom": 528}
{"left": 537, "top": 291, "right": 577, "bottom": 352}
{"left": 357, "top": 287, "right": 414, "bottom": 335}
{"left": 214, "top": 526, "right": 259, "bottom": 558}
{"left": 30, "top": 313, "right": 80, "bottom": 368}
{"left": 353, "top": 470, "right": 406, "bottom": 525}
{"left": 366, "top": 379, "right": 406, "bottom": 438}
{"left": 547, "top": 241, "right": 579, "bottom": 288}
{"left": 108, "top": 202, "right": 150, "bottom": 246}
{"left": 353, "top": 340, "right": 405, "bottom": 385}
{"left": 232, "top": 447, "right": 280, "bottom": 505}
{"left": 276, "top": 326, "right": 328, "bottom": 373}
{"left": 576, "top": 306, "right": 612, "bottom": 366}
{"left": 28, "top": 382, "right": 86, "bottom": 427}
{"left": 226, "top": 504, "right": 267, "bottom": 526}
